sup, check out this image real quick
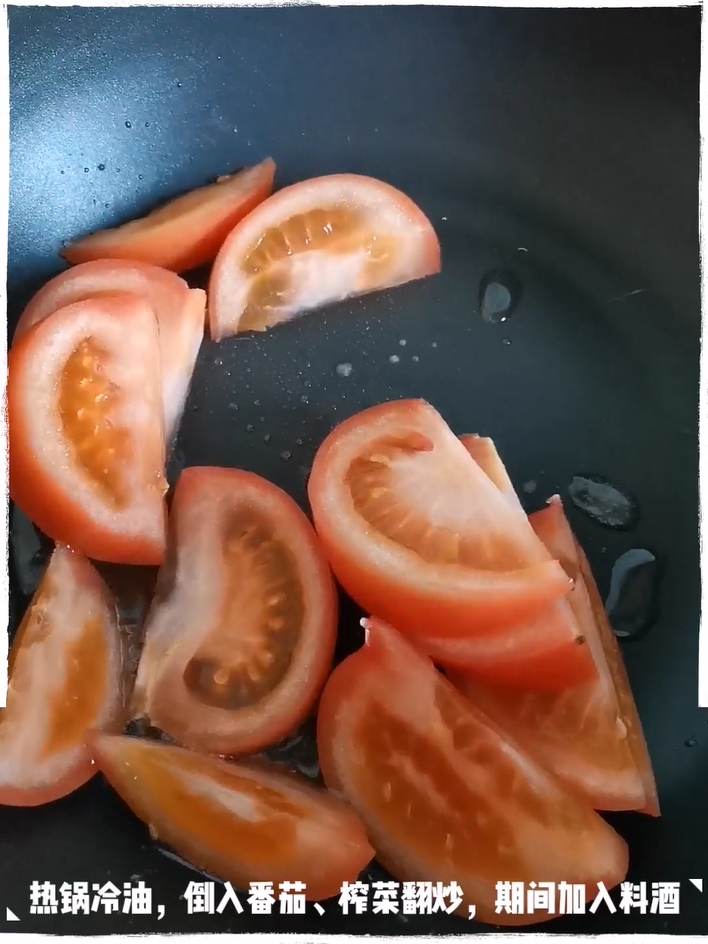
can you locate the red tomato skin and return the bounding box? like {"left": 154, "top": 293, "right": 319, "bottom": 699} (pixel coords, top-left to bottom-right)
{"left": 414, "top": 598, "right": 597, "bottom": 690}
{"left": 308, "top": 400, "right": 572, "bottom": 647}
{"left": 0, "top": 547, "right": 127, "bottom": 807}
{"left": 0, "top": 765, "right": 94, "bottom": 808}
{"left": 9, "top": 299, "right": 167, "bottom": 566}
{"left": 531, "top": 498, "right": 660, "bottom": 818}
{"left": 93, "top": 734, "right": 375, "bottom": 901}
{"left": 317, "top": 618, "right": 629, "bottom": 927}
{"left": 61, "top": 159, "right": 276, "bottom": 272}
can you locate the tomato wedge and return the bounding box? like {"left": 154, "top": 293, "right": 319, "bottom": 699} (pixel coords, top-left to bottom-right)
{"left": 452, "top": 495, "right": 659, "bottom": 815}
{"left": 132, "top": 466, "right": 338, "bottom": 755}
{"left": 208, "top": 174, "right": 441, "bottom": 339}
{"left": 308, "top": 400, "right": 571, "bottom": 656}
{"left": 61, "top": 159, "right": 276, "bottom": 273}
{"left": 94, "top": 734, "right": 373, "bottom": 899}
{"left": 458, "top": 434, "right": 525, "bottom": 513}
{"left": 9, "top": 295, "right": 168, "bottom": 565}
{"left": 423, "top": 434, "right": 594, "bottom": 688}
{"left": 13, "top": 260, "right": 206, "bottom": 447}
{"left": 0, "top": 546, "right": 125, "bottom": 807}
{"left": 317, "top": 618, "right": 629, "bottom": 926}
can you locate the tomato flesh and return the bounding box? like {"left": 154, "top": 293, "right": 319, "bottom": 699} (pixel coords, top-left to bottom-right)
{"left": 13, "top": 260, "right": 206, "bottom": 447}
{"left": 317, "top": 618, "right": 629, "bottom": 926}
{"left": 452, "top": 496, "right": 659, "bottom": 814}
{"left": 308, "top": 400, "right": 572, "bottom": 669}
{"left": 9, "top": 295, "right": 167, "bottom": 565}
{"left": 458, "top": 434, "right": 525, "bottom": 512}
{"left": 94, "top": 735, "right": 374, "bottom": 900}
{"left": 0, "top": 547, "right": 125, "bottom": 806}
{"left": 132, "top": 467, "right": 338, "bottom": 755}
{"left": 424, "top": 433, "right": 594, "bottom": 688}
{"left": 209, "top": 175, "right": 441, "bottom": 339}
{"left": 61, "top": 158, "right": 276, "bottom": 272}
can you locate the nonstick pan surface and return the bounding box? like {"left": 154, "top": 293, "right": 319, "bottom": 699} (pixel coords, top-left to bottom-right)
{"left": 4, "top": 5, "right": 705, "bottom": 936}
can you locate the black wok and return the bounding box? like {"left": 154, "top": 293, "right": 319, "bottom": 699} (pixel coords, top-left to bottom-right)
{"left": 3, "top": 4, "right": 705, "bottom": 936}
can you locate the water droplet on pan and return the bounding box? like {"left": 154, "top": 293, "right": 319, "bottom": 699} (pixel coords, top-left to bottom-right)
{"left": 479, "top": 268, "right": 522, "bottom": 323}
{"left": 336, "top": 363, "right": 352, "bottom": 377}
{"left": 568, "top": 474, "right": 640, "bottom": 530}
{"left": 605, "top": 548, "right": 660, "bottom": 639}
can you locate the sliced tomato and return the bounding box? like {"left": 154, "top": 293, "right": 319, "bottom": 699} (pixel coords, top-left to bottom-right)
{"left": 131, "top": 466, "right": 338, "bottom": 755}
{"left": 536, "top": 498, "right": 659, "bottom": 814}
{"left": 61, "top": 159, "right": 276, "bottom": 273}
{"left": 420, "top": 597, "right": 595, "bottom": 689}
{"left": 94, "top": 734, "right": 374, "bottom": 899}
{"left": 308, "top": 400, "right": 571, "bottom": 657}
{"left": 317, "top": 618, "right": 629, "bottom": 926}
{"left": 208, "top": 174, "right": 441, "bottom": 339}
{"left": 452, "top": 496, "right": 659, "bottom": 815}
{"left": 424, "top": 434, "right": 595, "bottom": 688}
{"left": 9, "top": 295, "right": 168, "bottom": 565}
{"left": 458, "top": 434, "right": 525, "bottom": 513}
{"left": 0, "top": 546, "right": 125, "bottom": 807}
{"left": 13, "top": 260, "right": 206, "bottom": 447}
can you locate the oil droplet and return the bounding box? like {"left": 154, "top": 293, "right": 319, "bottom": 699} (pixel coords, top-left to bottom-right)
{"left": 138, "top": 174, "right": 144, "bottom": 180}
{"left": 479, "top": 268, "right": 522, "bottom": 323}
{"left": 389, "top": 354, "right": 400, "bottom": 364}
{"left": 605, "top": 548, "right": 660, "bottom": 639}
{"left": 336, "top": 363, "right": 353, "bottom": 377}
{"left": 568, "top": 474, "right": 640, "bottom": 530}
{"left": 281, "top": 450, "right": 292, "bottom": 460}
{"left": 246, "top": 424, "right": 254, "bottom": 432}
{"left": 264, "top": 434, "right": 271, "bottom": 443}
{"left": 83, "top": 167, "right": 89, "bottom": 173}
{"left": 502, "top": 338, "right": 512, "bottom": 346}
{"left": 685, "top": 737, "right": 697, "bottom": 747}
{"left": 522, "top": 480, "right": 537, "bottom": 494}
{"left": 97, "top": 163, "right": 105, "bottom": 171}
{"left": 125, "top": 121, "right": 132, "bottom": 128}
{"left": 412, "top": 355, "right": 419, "bottom": 362}
{"left": 399, "top": 339, "right": 407, "bottom": 346}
